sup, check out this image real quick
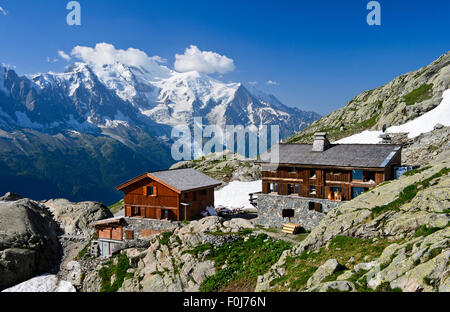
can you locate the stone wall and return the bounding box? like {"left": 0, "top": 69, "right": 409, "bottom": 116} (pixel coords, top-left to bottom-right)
{"left": 122, "top": 217, "right": 180, "bottom": 240}
{"left": 256, "top": 194, "right": 343, "bottom": 231}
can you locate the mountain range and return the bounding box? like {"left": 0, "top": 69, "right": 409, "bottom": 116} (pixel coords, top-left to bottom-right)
{"left": 0, "top": 60, "right": 320, "bottom": 204}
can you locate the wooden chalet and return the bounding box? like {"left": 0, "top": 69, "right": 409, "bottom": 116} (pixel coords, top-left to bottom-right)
{"left": 116, "top": 168, "right": 222, "bottom": 221}
{"left": 256, "top": 133, "right": 402, "bottom": 203}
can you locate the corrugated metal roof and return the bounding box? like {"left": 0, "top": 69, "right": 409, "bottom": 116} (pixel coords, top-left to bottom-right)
{"left": 257, "top": 143, "right": 402, "bottom": 168}
{"left": 150, "top": 168, "right": 222, "bottom": 192}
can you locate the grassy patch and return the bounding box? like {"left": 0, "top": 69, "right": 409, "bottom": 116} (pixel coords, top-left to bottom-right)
{"left": 270, "top": 236, "right": 391, "bottom": 292}
{"left": 75, "top": 232, "right": 98, "bottom": 260}
{"left": 197, "top": 234, "right": 291, "bottom": 292}
{"left": 403, "top": 84, "right": 433, "bottom": 105}
{"left": 159, "top": 231, "right": 174, "bottom": 246}
{"left": 402, "top": 166, "right": 431, "bottom": 177}
{"left": 98, "top": 253, "right": 132, "bottom": 292}
{"left": 108, "top": 199, "right": 124, "bottom": 214}
{"left": 413, "top": 225, "right": 442, "bottom": 238}
{"left": 371, "top": 167, "right": 449, "bottom": 219}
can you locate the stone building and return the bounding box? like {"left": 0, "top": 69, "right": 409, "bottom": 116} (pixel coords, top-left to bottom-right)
{"left": 254, "top": 133, "right": 402, "bottom": 230}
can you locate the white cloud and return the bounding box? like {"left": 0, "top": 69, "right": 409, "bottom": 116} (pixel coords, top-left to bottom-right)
{"left": 248, "top": 81, "right": 258, "bottom": 86}
{"left": 46, "top": 57, "right": 59, "bottom": 63}
{"left": 0, "top": 6, "right": 7, "bottom": 16}
{"left": 174, "top": 45, "right": 235, "bottom": 74}
{"left": 266, "top": 80, "right": 280, "bottom": 85}
{"left": 58, "top": 50, "right": 71, "bottom": 61}
{"left": 70, "top": 42, "right": 166, "bottom": 69}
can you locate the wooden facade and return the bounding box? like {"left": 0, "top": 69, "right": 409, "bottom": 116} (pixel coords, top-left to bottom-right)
{"left": 261, "top": 165, "right": 389, "bottom": 201}
{"left": 116, "top": 170, "right": 220, "bottom": 222}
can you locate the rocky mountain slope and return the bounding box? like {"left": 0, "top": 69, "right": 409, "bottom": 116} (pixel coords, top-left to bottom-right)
{"left": 0, "top": 60, "right": 319, "bottom": 203}
{"left": 256, "top": 150, "right": 449, "bottom": 292}
{"left": 287, "top": 51, "right": 450, "bottom": 144}
{"left": 80, "top": 217, "right": 290, "bottom": 292}
{"left": 170, "top": 150, "right": 261, "bottom": 183}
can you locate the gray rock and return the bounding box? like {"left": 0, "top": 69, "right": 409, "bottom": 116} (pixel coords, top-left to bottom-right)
{"left": 0, "top": 192, "right": 22, "bottom": 202}
{"left": 42, "top": 199, "right": 113, "bottom": 235}
{"left": 307, "top": 259, "right": 340, "bottom": 287}
{"left": 0, "top": 199, "right": 62, "bottom": 290}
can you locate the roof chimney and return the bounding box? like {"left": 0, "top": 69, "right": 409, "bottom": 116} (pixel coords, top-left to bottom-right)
{"left": 312, "top": 132, "right": 330, "bottom": 152}
{"left": 379, "top": 133, "right": 392, "bottom": 144}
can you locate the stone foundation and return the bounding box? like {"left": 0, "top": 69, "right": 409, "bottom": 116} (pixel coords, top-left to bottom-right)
{"left": 122, "top": 217, "right": 180, "bottom": 240}
{"left": 256, "top": 194, "right": 343, "bottom": 231}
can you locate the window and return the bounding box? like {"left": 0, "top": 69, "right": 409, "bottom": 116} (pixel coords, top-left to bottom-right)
{"left": 294, "top": 184, "right": 299, "bottom": 195}
{"left": 282, "top": 209, "right": 295, "bottom": 218}
{"left": 328, "top": 187, "right": 343, "bottom": 201}
{"left": 200, "top": 189, "right": 207, "bottom": 195}
{"left": 364, "top": 171, "right": 376, "bottom": 183}
{"left": 310, "top": 185, "right": 317, "bottom": 195}
{"left": 193, "top": 192, "right": 197, "bottom": 200}
{"left": 310, "top": 170, "right": 317, "bottom": 179}
{"left": 352, "top": 187, "right": 368, "bottom": 199}
{"left": 269, "top": 183, "right": 279, "bottom": 193}
{"left": 131, "top": 206, "right": 141, "bottom": 217}
{"left": 287, "top": 184, "right": 294, "bottom": 195}
{"left": 290, "top": 167, "right": 297, "bottom": 173}
{"left": 315, "top": 203, "right": 323, "bottom": 213}
{"left": 352, "top": 170, "right": 363, "bottom": 181}
{"left": 147, "top": 186, "right": 156, "bottom": 196}
{"left": 308, "top": 202, "right": 315, "bottom": 210}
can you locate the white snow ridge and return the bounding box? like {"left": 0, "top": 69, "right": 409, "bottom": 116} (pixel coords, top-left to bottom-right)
{"left": 336, "top": 89, "right": 450, "bottom": 144}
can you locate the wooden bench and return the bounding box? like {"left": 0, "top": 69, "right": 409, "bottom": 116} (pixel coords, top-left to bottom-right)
{"left": 282, "top": 223, "right": 301, "bottom": 234}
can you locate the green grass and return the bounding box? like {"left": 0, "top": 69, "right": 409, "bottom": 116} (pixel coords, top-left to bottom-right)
{"left": 159, "top": 231, "right": 174, "bottom": 246}
{"left": 403, "top": 83, "right": 433, "bottom": 106}
{"left": 413, "top": 225, "right": 443, "bottom": 238}
{"left": 75, "top": 232, "right": 98, "bottom": 260}
{"left": 108, "top": 199, "right": 124, "bottom": 214}
{"left": 402, "top": 166, "right": 431, "bottom": 177}
{"left": 194, "top": 234, "right": 291, "bottom": 292}
{"left": 270, "top": 236, "right": 391, "bottom": 292}
{"left": 98, "top": 254, "right": 132, "bottom": 292}
{"left": 371, "top": 167, "right": 449, "bottom": 219}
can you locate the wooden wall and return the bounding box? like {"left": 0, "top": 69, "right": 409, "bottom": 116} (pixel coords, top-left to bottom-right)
{"left": 180, "top": 188, "right": 214, "bottom": 220}
{"left": 121, "top": 176, "right": 215, "bottom": 221}
{"left": 262, "top": 166, "right": 386, "bottom": 201}
{"left": 98, "top": 226, "right": 123, "bottom": 241}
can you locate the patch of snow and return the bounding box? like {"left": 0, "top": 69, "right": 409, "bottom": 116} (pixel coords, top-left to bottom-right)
{"left": 215, "top": 180, "right": 262, "bottom": 209}
{"left": 2, "top": 274, "right": 76, "bottom": 292}
{"left": 335, "top": 89, "right": 450, "bottom": 144}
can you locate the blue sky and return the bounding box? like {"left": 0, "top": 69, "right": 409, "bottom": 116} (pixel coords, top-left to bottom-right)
{"left": 0, "top": 0, "right": 449, "bottom": 114}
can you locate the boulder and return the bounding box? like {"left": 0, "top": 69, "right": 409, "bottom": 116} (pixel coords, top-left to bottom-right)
{"left": 0, "top": 192, "right": 22, "bottom": 202}
{"left": 307, "top": 259, "right": 340, "bottom": 287}
{"left": 42, "top": 199, "right": 113, "bottom": 235}
{"left": 307, "top": 281, "right": 355, "bottom": 292}
{"left": 0, "top": 199, "right": 62, "bottom": 290}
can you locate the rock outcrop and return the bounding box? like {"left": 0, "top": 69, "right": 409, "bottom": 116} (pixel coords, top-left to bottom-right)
{"left": 42, "top": 199, "right": 113, "bottom": 236}
{"left": 0, "top": 198, "right": 62, "bottom": 290}
{"left": 170, "top": 150, "right": 261, "bottom": 183}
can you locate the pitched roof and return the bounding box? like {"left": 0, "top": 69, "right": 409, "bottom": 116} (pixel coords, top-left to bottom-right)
{"left": 116, "top": 168, "right": 222, "bottom": 193}
{"left": 256, "top": 143, "right": 402, "bottom": 168}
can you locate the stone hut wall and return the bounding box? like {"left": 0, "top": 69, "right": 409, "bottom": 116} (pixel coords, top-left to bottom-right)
{"left": 256, "top": 194, "right": 343, "bottom": 231}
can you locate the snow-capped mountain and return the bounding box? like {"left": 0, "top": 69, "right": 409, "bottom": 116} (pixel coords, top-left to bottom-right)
{"left": 0, "top": 61, "right": 320, "bottom": 203}
{"left": 1, "top": 61, "right": 319, "bottom": 134}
